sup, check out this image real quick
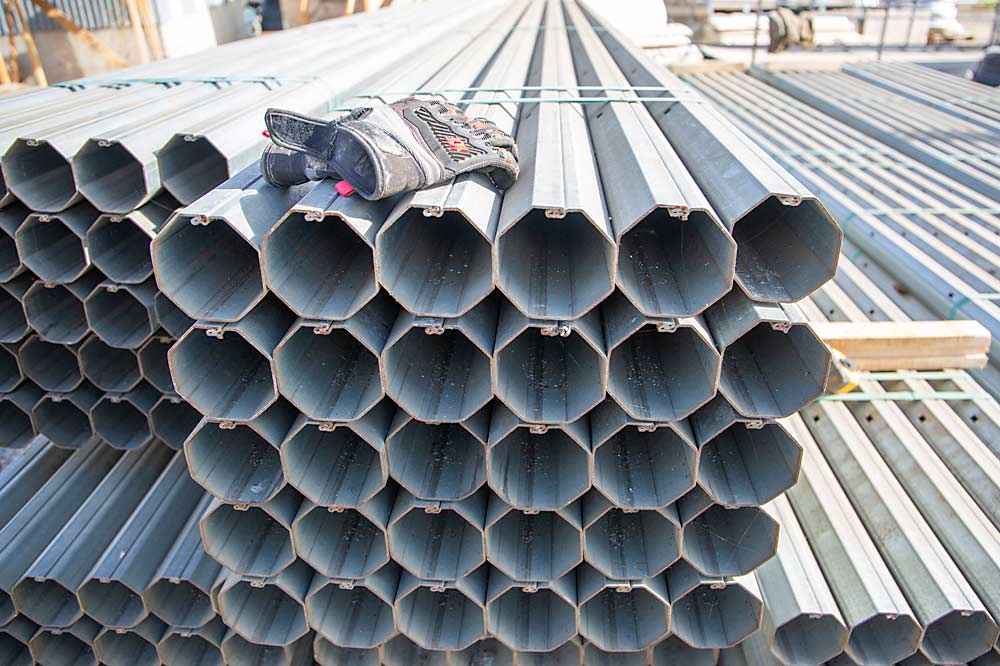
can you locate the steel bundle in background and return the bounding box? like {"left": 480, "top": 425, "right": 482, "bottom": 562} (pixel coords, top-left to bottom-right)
{"left": 0, "top": 0, "right": 998, "bottom": 664}
{"left": 752, "top": 67, "right": 1000, "bottom": 203}
{"left": 685, "top": 69, "right": 1000, "bottom": 396}
{"left": 735, "top": 250, "right": 1000, "bottom": 666}
{"left": 685, "top": 63, "right": 1000, "bottom": 663}
{"left": 840, "top": 62, "right": 1000, "bottom": 126}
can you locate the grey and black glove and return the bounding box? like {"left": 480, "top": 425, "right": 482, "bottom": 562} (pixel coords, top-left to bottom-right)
{"left": 259, "top": 96, "right": 520, "bottom": 199}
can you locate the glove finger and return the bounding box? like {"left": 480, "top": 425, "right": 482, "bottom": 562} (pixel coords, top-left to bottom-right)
{"left": 489, "top": 134, "right": 518, "bottom": 161}
{"left": 470, "top": 119, "right": 517, "bottom": 155}
{"left": 265, "top": 108, "right": 341, "bottom": 161}
{"left": 485, "top": 162, "right": 519, "bottom": 190}
{"left": 480, "top": 147, "right": 520, "bottom": 190}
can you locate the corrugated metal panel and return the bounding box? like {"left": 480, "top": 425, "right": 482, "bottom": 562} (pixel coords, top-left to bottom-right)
{"left": 0, "top": 0, "right": 132, "bottom": 36}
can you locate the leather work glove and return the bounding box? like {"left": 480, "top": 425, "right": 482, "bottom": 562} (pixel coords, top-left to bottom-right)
{"left": 259, "top": 96, "right": 520, "bottom": 199}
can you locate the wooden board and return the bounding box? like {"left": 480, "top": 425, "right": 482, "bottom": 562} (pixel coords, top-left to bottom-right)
{"left": 812, "top": 320, "right": 990, "bottom": 371}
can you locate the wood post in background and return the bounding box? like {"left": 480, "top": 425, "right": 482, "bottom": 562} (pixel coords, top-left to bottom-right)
{"left": 136, "top": 0, "right": 163, "bottom": 60}
{"left": 11, "top": 0, "right": 45, "bottom": 84}
{"left": 124, "top": 0, "right": 151, "bottom": 63}
{"left": 1, "top": 0, "right": 17, "bottom": 84}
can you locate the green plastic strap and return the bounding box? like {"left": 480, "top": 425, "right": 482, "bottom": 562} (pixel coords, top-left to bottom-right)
{"left": 52, "top": 75, "right": 324, "bottom": 89}
{"left": 795, "top": 161, "right": 922, "bottom": 171}
{"left": 329, "top": 95, "right": 704, "bottom": 112}
{"left": 830, "top": 93, "right": 998, "bottom": 105}
{"left": 454, "top": 95, "right": 696, "bottom": 104}
{"left": 818, "top": 390, "right": 989, "bottom": 402}
{"left": 351, "top": 85, "right": 691, "bottom": 94}
{"left": 947, "top": 293, "right": 1000, "bottom": 320}
{"left": 330, "top": 85, "right": 705, "bottom": 111}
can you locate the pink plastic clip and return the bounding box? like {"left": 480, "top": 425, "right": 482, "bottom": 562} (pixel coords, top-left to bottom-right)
{"left": 335, "top": 180, "right": 355, "bottom": 197}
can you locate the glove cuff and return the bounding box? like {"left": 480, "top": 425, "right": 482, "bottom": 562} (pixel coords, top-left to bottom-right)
{"left": 260, "top": 144, "right": 311, "bottom": 187}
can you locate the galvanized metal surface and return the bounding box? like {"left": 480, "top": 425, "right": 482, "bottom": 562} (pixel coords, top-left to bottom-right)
{"left": 686, "top": 69, "right": 1000, "bottom": 390}
{"left": 3, "top": 1, "right": 999, "bottom": 664}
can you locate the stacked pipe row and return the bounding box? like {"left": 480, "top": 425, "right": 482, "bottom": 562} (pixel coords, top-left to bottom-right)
{"left": 840, "top": 61, "right": 1000, "bottom": 126}
{"left": 138, "top": 0, "right": 842, "bottom": 660}
{"left": 749, "top": 66, "right": 1000, "bottom": 203}
{"left": 679, "top": 68, "right": 1000, "bottom": 666}
{"left": 683, "top": 67, "right": 1000, "bottom": 397}
{"left": 0, "top": 0, "right": 845, "bottom": 662}
{"left": 740, "top": 251, "right": 1000, "bottom": 666}
{"left": 0, "top": 0, "right": 516, "bottom": 453}
{"left": 0, "top": 192, "right": 205, "bottom": 452}
{"left": 2, "top": 5, "right": 998, "bottom": 666}
{"left": 6, "top": 250, "right": 1000, "bottom": 666}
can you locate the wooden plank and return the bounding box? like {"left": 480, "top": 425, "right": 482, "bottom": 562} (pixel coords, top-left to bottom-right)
{"left": 668, "top": 60, "right": 748, "bottom": 76}
{"left": 124, "top": 0, "right": 151, "bottom": 64}
{"left": 0, "top": 26, "right": 11, "bottom": 85}
{"left": 28, "top": 0, "right": 128, "bottom": 69}
{"left": 10, "top": 0, "right": 45, "bottom": 85}
{"left": 3, "top": 0, "right": 18, "bottom": 83}
{"left": 136, "top": 0, "right": 163, "bottom": 61}
{"left": 812, "top": 320, "right": 991, "bottom": 371}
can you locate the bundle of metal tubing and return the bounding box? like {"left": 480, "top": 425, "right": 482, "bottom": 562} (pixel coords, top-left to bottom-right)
{"left": 137, "top": 0, "right": 844, "bottom": 659}
{"left": 674, "top": 67, "right": 1000, "bottom": 666}
{"left": 0, "top": 195, "right": 201, "bottom": 452}
{"left": 750, "top": 67, "right": 1000, "bottom": 206}
{"left": 684, "top": 69, "right": 1000, "bottom": 397}
{"left": 0, "top": 0, "right": 854, "bottom": 662}
{"left": 728, "top": 249, "right": 1000, "bottom": 666}
{"left": 0, "top": 0, "right": 515, "bottom": 453}
{"left": 840, "top": 62, "right": 1000, "bottom": 126}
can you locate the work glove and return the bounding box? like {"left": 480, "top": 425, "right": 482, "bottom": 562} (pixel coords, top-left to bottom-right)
{"left": 259, "top": 96, "right": 520, "bottom": 200}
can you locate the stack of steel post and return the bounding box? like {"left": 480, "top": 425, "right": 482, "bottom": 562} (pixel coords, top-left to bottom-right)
{"left": 32, "top": 0, "right": 1000, "bottom": 664}
{"left": 750, "top": 67, "right": 1000, "bottom": 203}
{"left": 142, "top": 0, "right": 839, "bottom": 661}
{"left": 682, "top": 68, "right": 1000, "bottom": 666}
{"left": 840, "top": 61, "right": 1000, "bottom": 126}
{"left": 711, "top": 248, "right": 1000, "bottom": 666}
{"left": 684, "top": 67, "right": 1000, "bottom": 396}
{"left": 0, "top": 0, "right": 512, "bottom": 454}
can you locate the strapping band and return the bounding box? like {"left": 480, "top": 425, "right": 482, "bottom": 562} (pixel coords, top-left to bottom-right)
{"left": 947, "top": 293, "right": 1000, "bottom": 320}
{"left": 330, "top": 85, "right": 706, "bottom": 111}
{"left": 51, "top": 74, "right": 325, "bottom": 90}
